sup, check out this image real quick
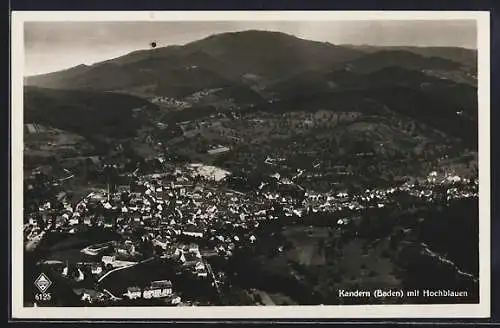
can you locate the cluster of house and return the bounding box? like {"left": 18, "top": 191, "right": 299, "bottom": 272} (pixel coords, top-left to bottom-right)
{"left": 27, "top": 159, "right": 477, "bottom": 255}
{"left": 404, "top": 171, "right": 478, "bottom": 201}
{"left": 150, "top": 96, "right": 191, "bottom": 110}
{"left": 79, "top": 280, "right": 181, "bottom": 305}
{"left": 184, "top": 88, "right": 221, "bottom": 102}
{"left": 24, "top": 157, "right": 478, "bottom": 259}
{"left": 76, "top": 280, "right": 180, "bottom": 305}
{"left": 124, "top": 280, "right": 181, "bottom": 304}
{"left": 125, "top": 173, "right": 265, "bottom": 255}
{"left": 302, "top": 171, "right": 477, "bottom": 213}
{"left": 39, "top": 237, "right": 210, "bottom": 304}
{"left": 425, "top": 170, "right": 477, "bottom": 185}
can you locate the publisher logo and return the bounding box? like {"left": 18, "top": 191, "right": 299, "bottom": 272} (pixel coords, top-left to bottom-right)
{"left": 34, "top": 273, "right": 52, "bottom": 293}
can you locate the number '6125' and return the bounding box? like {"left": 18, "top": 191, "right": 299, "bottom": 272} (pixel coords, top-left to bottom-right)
{"left": 35, "top": 293, "right": 51, "bottom": 301}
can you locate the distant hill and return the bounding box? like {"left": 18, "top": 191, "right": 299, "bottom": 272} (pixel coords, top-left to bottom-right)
{"left": 262, "top": 67, "right": 477, "bottom": 148}
{"left": 24, "top": 30, "right": 477, "bottom": 149}
{"left": 268, "top": 49, "right": 475, "bottom": 95}
{"left": 269, "top": 65, "right": 476, "bottom": 112}
{"left": 25, "top": 31, "right": 477, "bottom": 108}
{"left": 24, "top": 86, "right": 158, "bottom": 139}
{"left": 183, "top": 30, "right": 365, "bottom": 80}
{"left": 343, "top": 45, "right": 477, "bottom": 68}
{"left": 337, "top": 48, "right": 477, "bottom": 86}
{"left": 337, "top": 50, "right": 462, "bottom": 73}
{"left": 23, "top": 64, "right": 90, "bottom": 86}
{"left": 25, "top": 30, "right": 366, "bottom": 103}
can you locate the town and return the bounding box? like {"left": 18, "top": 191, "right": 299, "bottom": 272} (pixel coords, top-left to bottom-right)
{"left": 24, "top": 149, "right": 478, "bottom": 306}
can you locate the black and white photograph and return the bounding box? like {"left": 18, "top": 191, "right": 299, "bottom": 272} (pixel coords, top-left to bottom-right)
{"left": 11, "top": 11, "right": 490, "bottom": 319}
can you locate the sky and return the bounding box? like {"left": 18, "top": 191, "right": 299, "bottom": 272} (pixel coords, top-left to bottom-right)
{"left": 24, "top": 20, "right": 477, "bottom": 76}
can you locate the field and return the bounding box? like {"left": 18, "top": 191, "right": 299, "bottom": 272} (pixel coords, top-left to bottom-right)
{"left": 282, "top": 226, "right": 330, "bottom": 266}
{"left": 160, "top": 108, "right": 475, "bottom": 193}
{"left": 221, "top": 196, "right": 479, "bottom": 305}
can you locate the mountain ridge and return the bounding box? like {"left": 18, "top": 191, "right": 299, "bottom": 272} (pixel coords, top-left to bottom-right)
{"left": 24, "top": 30, "right": 478, "bottom": 150}
{"left": 25, "top": 33, "right": 477, "bottom": 80}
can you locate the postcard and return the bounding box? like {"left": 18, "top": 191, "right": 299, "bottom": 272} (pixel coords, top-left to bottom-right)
{"left": 10, "top": 10, "right": 491, "bottom": 319}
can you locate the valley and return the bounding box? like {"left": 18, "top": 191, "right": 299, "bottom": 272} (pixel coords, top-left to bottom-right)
{"left": 22, "top": 29, "right": 480, "bottom": 307}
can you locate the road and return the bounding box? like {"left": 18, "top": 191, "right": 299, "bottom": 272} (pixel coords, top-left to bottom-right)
{"left": 97, "top": 256, "right": 155, "bottom": 283}
{"left": 205, "top": 262, "right": 221, "bottom": 295}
